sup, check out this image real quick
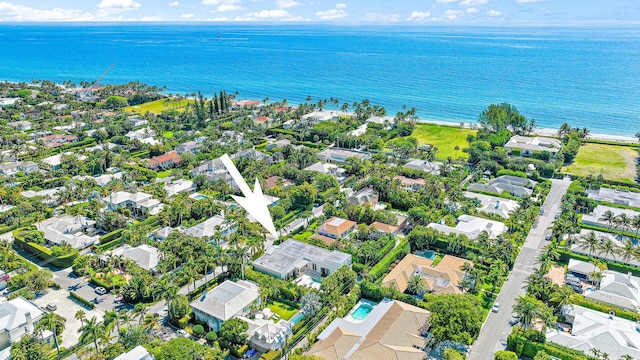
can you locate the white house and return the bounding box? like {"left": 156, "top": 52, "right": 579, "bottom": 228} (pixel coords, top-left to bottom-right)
{"left": 504, "top": 135, "right": 561, "bottom": 157}
{"left": 114, "top": 345, "right": 153, "bottom": 360}
{"left": 581, "top": 205, "right": 640, "bottom": 231}
{"left": 464, "top": 192, "right": 520, "bottom": 219}
{"left": 125, "top": 128, "right": 158, "bottom": 145}
{"left": 238, "top": 313, "right": 292, "bottom": 352}
{"left": 317, "top": 148, "right": 371, "bottom": 163}
{"left": 253, "top": 239, "right": 352, "bottom": 280}
{"left": 184, "top": 212, "right": 238, "bottom": 240}
{"left": 105, "top": 244, "right": 160, "bottom": 272}
{"left": 164, "top": 179, "right": 195, "bottom": 197}
{"left": 427, "top": 214, "right": 506, "bottom": 239}
{"left": 38, "top": 215, "right": 99, "bottom": 250}
{"left": 0, "top": 161, "right": 39, "bottom": 176}
{"left": 190, "top": 280, "right": 260, "bottom": 332}
{"left": 102, "top": 191, "right": 163, "bottom": 217}
{"left": 74, "top": 171, "right": 123, "bottom": 187}
{"left": 584, "top": 270, "right": 640, "bottom": 311}
{"left": 192, "top": 157, "right": 236, "bottom": 188}
{"left": 0, "top": 297, "right": 53, "bottom": 351}
{"left": 304, "top": 162, "right": 346, "bottom": 182}
{"left": 403, "top": 159, "right": 442, "bottom": 175}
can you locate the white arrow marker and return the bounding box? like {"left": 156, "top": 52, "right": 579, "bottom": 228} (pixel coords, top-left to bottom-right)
{"left": 220, "top": 154, "right": 278, "bottom": 238}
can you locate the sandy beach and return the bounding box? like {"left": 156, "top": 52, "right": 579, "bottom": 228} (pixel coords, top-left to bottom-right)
{"left": 416, "top": 119, "right": 638, "bottom": 144}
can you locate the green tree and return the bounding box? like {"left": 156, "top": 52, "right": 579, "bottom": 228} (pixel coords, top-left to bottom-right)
{"left": 78, "top": 316, "right": 101, "bottom": 352}
{"left": 533, "top": 351, "right": 553, "bottom": 360}
{"left": 218, "top": 318, "right": 248, "bottom": 350}
{"left": 422, "top": 294, "right": 484, "bottom": 345}
{"left": 443, "top": 348, "right": 466, "bottom": 360}
{"left": 406, "top": 275, "right": 427, "bottom": 296}
{"left": 36, "top": 312, "right": 65, "bottom": 354}
{"left": 513, "top": 295, "right": 553, "bottom": 330}
{"left": 105, "top": 96, "right": 128, "bottom": 109}
{"left": 9, "top": 334, "right": 50, "bottom": 360}
{"left": 494, "top": 350, "right": 518, "bottom": 360}
{"left": 23, "top": 268, "right": 53, "bottom": 294}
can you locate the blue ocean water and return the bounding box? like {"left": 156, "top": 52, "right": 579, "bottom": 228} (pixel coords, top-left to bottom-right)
{"left": 0, "top": 24, "right": 638, "bottom": 136}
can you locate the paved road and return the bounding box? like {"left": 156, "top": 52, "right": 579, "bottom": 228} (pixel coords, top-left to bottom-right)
{"left": 52, "top": 267, "right": 130, "bottom": 312}
{"left": 468, "top": 177, "right": 571, "bottom": 359}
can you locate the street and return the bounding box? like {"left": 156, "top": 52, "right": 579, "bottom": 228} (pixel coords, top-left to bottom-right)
{"left": 467, "top": 177, "right": 571, "bottom": 359}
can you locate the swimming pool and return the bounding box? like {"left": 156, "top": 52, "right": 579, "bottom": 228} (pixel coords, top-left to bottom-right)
{"left": 351, "top": 303, "right": 374, "bottom": 321}
{"left": 416, "top": 249, "right": 437, "bottom": 260}
{"left": 290, "top": 312, "right": 304, "bottom": 324}
{"left": 193, "top": 194, "right": 209, "bottom": 200}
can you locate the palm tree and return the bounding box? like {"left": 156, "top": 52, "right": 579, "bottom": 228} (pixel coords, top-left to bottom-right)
{"left": 632, "top": 215, "right": 640, "bottom": 239}
{"left": 614, "top": 213, "right": 632, "bottom": 234}
{"left": 78, "top": 316, "right": 101, "bottom": 352}
{"left": 513, "top": 295, "right": 547, "bottom": 329}
{"left": 618, "top": 239, "right": 640, "bottom": 266}
{"left": 579, "top": 231, "right": 600, "bottom": 259}
{"left": 599, "top": 210, "right": 616, "bottom": 230}
{"left": 142, "top": 313, "right": 160, "bottom": 333}
{"left": 75, "top": 310, "right": 86, "bottom": 328}
{"left": 407, "top": 275, "right": 428, "bottom": 296}
{"left": 549, "top": 285, "right": 574, "bottom": 310}
{"left": 597, "top": 238, "right": 619, "bottom": 261}
{"left": 588, "top": 271, "right": 604, "bottom": 289}
{"left": 37, "top": 312, "right": 65, "bottom": 354}
{"left": 132, "top": 303, "right": 150, "bottom": 325}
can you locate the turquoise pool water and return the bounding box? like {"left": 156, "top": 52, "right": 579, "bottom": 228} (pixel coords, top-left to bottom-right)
{"left": 351, "top": 304, "right": 374, "bottom": 321}
{"left": 193, "top": 194, "right": 209, "bottom": 200}
{"left": 290, "top": 312, "right": 304, "bottom": 324}
{"left": 416, "top": 250, "right": 437, "bottom": 260}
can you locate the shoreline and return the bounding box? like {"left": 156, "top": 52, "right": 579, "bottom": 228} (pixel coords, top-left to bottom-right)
{"left": 415, "top": 118, "right": 638, "bottom": 144}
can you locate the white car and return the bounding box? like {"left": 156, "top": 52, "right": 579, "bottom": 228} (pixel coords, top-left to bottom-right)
{"left": 177, "top": 329, "right": 188, "bottom": 336}
{"left": 492, "top": 302, "right": 500, "bottom": 313}
{"left": 95, "top": 287, "right": 107, "bottom": 295}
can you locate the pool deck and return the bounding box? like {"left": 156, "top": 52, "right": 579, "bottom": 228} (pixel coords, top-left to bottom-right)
{"left": 345, "top": 299, "right": 378, "bottom": 323}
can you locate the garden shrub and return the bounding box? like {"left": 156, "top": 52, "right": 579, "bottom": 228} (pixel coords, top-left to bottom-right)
{"left": 192, "top": 324, "right": 205, "bottom": 338}
{"left": 495, "top": 350, "right": 518, "bottom": 360}
{"left": 70, "top": 291, "right": 95, "bottom": 309}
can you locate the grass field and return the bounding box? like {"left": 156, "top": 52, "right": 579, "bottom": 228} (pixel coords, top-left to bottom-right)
{"left": 412, "top": 123, "right": 477, "bottom": 160}
{"left": 268, "top": 301, "right": 298, "bottom": 320}
{"left": 563, "top": 143, "right": 638, "bottom": 183}
{"left": 124, "top": 98, "right": 193, "bottom": 114}
{"left": 162, "top": 131, "right": 174, "bottom": 139}
{"left": 156, "top": 170, "right": 171, "bottom": 178}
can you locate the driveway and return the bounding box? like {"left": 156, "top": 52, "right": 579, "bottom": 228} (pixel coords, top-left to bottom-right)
{"left": 468, "top": 177, "right": 571, "bottom": 359}
{"left": 51, "top": 267, "right": 131, "bottom": 313}
{"left": 32, "top": 289, "right": 105, "bottom": 348}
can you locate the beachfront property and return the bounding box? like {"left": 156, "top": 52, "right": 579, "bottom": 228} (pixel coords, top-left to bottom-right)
{"left": 113, "top": 345, "right": 153, "bottom": 360}
{"left": 464, "top": 191, "right": 520, "bottom": 219}
{"left": 365, "top": 115, "right": 394, "bottom": 128}
{"left": 104, "top": 244, "right": 161, "bottom": 272}
{"left": 6, "top": 120, "right": 32, "bottom": 131}
{"left": 318, "top": 217, "right": 357, "bottom": 239}
{"left": 102, "top": 191, "right": 164, "bottom": 217}
{"left": 253, "top": 239, "right": 352, "bottom": 280}
{"left": 190, "top": 280, "right": 260, "bottom": 332}
{"left": 403, "top": 159, "right": 442, "bottom": 175}
{"left": 382, "top": 254, "right": 472, "bottom": 295}
{"left": 183, "top": 212, "right": 238, "bottom": 239}
{"left": 304, "top": 162, "right": 347, "bottom": 182}
{"left": 0, "top": 161, "right": 39, "bottom": 176}
{"left": 467, "top": 175, "right": 538, "bottom": 198}
{"left": 253, "top": 115, "right": 272, "bottom": 125}
{"left": 581, "top": 205, "right": 640, "bottom": 230}
{"left": 427, "top": 214, "right": 507, "bottom": 239}
{"left": 347, "top": 187, "right": 379, "bottom": 206}
{"left": 38, "top": 215, "right": 100, "bottom": 250}
{"left": 163, "top": 178, "right": 195, "bottom": 197}
{"left": 587, "top": 187, "right": 640, "bottom": 208}
{"left": 307, "top": 299, "right": 431, "bottom": 360}
{"left": 503, "top": 135, "right": 562, "bottom": 157}
{"left": 37, "top": 134, "right": 78, "bottom": 148}
{"left": 393, "top": 175, "right": 425, "bottom": 191}
{"left": 0, "top": 297, "right": 54, "bottom": 351}
{"left": 192, "top": 157, "right": 236, "bottom": 187}
{"left": 546, "top": 305, "right": 640, "bottom": 360}
{"left": 238, "top": 314, "right": 293, "bottom": 352}
{"left": 317, "top": 147, "right": 371, "bottom": 163}
{"left": 300, "top": 110, "right": 338, "bottom": 124}
{"left": 146, "top": 151, "right": 180, "bottom": 170}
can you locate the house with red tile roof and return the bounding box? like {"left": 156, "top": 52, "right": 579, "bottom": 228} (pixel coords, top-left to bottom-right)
{"left": 319, "top": 217, "right": 357, "bottom": 239}
{"left": 369, "top": 221, "right": 399, "bottom": 239}
{"left": 253, "top": 116, "right": 272, "bottom": 125}
{"left": 37, "top": 134, "right": 78, "bottom": 148}
{"left": 146, "top": 151, "right": 180, "bottom": 170}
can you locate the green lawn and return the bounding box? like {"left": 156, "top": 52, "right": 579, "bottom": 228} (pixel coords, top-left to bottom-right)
{"left": 124, "top": 98, "right": 193, "bottom": 114}
{"left": 412, "top": 123, "right": 477, "bottom": 160}
{"left": 156, "top": 170, "right": 171, "bottom": 178}
{"left": 292, "top": 230, "right": 313, "bottom": 242}
{"left": 268, "top": 301, "right": 298, "bottom": 320}
{"left": 162, "top": 131, "right": 174, "bottom": 139}
{"left": 563, "top": 143, "right": 637, "bottom": 183}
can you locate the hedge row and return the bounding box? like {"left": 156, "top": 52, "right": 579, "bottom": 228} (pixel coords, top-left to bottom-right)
{"left": 369, "top": 239, "right": 410, "bottom": 279}
{"left": 559, "top": 250, "right": 640, "bottom": 277}
{"left": 98, "top": 229, "right": 123, "bottom": 244}
{"left": 230, "top": 344, "right": 249, "bottom": 358}
{"left": 95, "top": 238, "right": 125, "bottom": 252}
{"left": 570, "top": 294, "right": 638, "bottom": 321}
{"left": 507, "top": 327, "right": 594, "bottom": 360}
{"left": 69, "top": 291, "right": 95, "bottom": 309}
{"left": 12, "top": 228, "right": 78, "bottom": 268}
{"left": 259, "top": 350, "right": 282, "bottom": 360}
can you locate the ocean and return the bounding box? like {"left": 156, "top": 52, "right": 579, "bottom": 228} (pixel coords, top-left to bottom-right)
{"left": 0, "top": 24, "right": 638, "bottom": 136}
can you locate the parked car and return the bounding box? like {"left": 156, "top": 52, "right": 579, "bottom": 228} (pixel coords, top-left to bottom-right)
{"left": 177, "top": 329, "right": 188, "bottom": 336}
{"left": 45, "top": 303, "right": 57, "bottom": 311}
{"left": 571, "top": 285, "right": 584, "bottom": 294}
{"left": 539, "top": 209, "right": 545, "bottom": 215}
{"left": 544, "top": 230, "right": 553, "bottom": 241}
{"left": 492, "top": 302, "right": 500, "bottom": 313}
{"left": 95, "top": 286, "right": 107, "bottom": 295}
{"left": 509, "top": 314, "right": 520, "bottom": 326}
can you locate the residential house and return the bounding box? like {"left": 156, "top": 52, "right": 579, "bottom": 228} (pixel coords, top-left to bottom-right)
{"left": 0, "top": 98, "right": 20, "bottom": 109}
{"left": 150, "top": 226, "right": 176, "bottom": 242}
{"left": 232, "top": 148, "right": 273, "bottom": 164}
{"left": 587, "top": 187, "right": 640, "bottom": 208}
{"left": 233, "top": 100, "right": 261, "bottom": 108}
{"left": 570, "top": 230, "right": 640, "bottom": 267}
{"left": 348, "top": 187, "right": 378, "bottom": 206}
{"left": 105, "top": 244, "right": 161, "bottom": 272}
{"left": 253, "top": 239, "right": 352, "bottom": 280}
{"left": 239, "top": 315, "right": 292, "bottom": 352}
{"left": 304, "top": 162, "right": 346, "bottom": 183}
{"left": 190, "top": 280, "right": 260, "bottom": 332}
{"left": 0, "top": 161, "right": 39, "bottom": 176}
{"left": 265, "top": 139, "right": 292, "bottom": 151}
{"left": 102, "top": 191, "right": 163, "bottom": 217}
{"left": 369, "top": 222, "right": 399, "bottom": 239}
{"left": 253, "top": 115, "right": 272, "bottom": 125}
{"left": 20, "top": 110, "right": 42, "bottom": 119}
{"left": 567, "top": 259, "right": 600, "bottom": 279}
{"left": 264, "top": 176, "right": 294, "bottom": 189}
{"left": 217, "top": 131, "right": 245, "bottom": 145}
{"left": 301, "top": 110, "right": 338, "bottom": 124}
{"left": 382, "top": 254, "right": 472, "bottom": 295}
{"left": 53, "top": 122, "right": 85, "bottom": 132}
{"left": 6, "top": 121, "right": 32, "bottom": 131}
{"left": 403, "top": 159, "right": 442, "bottom": 175}
{"left": 317, "top": 148, "right": 371, "bottom": 163}
{"left": 38, "top": 215, "right": 99, "bottom": 250}
{"left": 146, "top": 151, "right": 180, "bottom": 170}
{"left": 84, "top": 142, "right": 118, "bottom": 153}
{"left": 42, "top": 152, "right": 87, "bottom": 170}
{"left": 546, "top": 305, "right": 640, "bottom": 360}
{"left": 0, "top": 297, "right": 54, "bottom": 351}
{"left": 365, "top": 115, "right": 393, "bottom": 128}
{"left": 318, "top": 217, "right": 357, "bottom": 239}
{"left": 584, "top": 270, "right": 640, "bottom": 311}
{"left": 164, "top": 178, "right": 195, "bottom": 197}
{"left": 37, "top": 134, "right": 78, "bottom": 148}
{"left": 348, "top": 123, "right": 368, "bottom": 137}
{"left": 581, "top": 205, "right": 640, "bottom": 231}
{"left": 467, "top": 175, "right": 538, "bottom": 197}
{"left": 427, "top": 214, "right": 506, "bottom": 239}
{"left": 504, "top": 135, "right": 561, "bottom": 157}
{"left": 393, "top": 175, "right": 425, "bottom": 191}
{"left": 128, "top": 116, "right": 148, "bottom": 127}
{"left": 192, "top": 157, "right": 236, "bottom": 187}
{"left": 114, "top": 345, "right": 153, "bottom": 360}
{"left": 74, "top": 171, "right": 123, "bottom": 187}
{"left": 20, "top": 188, "right": 62, "bottom": 207}
{"left": 175, "top": 140, "right": 200, "bottom": 154}
{"left": 125, "top": 128, "right": 158, "bottom": 145}
{"left": 282, "top": 119, "right": 295, "bottom": 130}
{"left": 464, "top": 192, "right": 520, "bottom": 219}
{"left": 307, "top": 299, "right": 431, "bottom": 360}
{"left": 184, "top": 212, "right": 238, "bottom": 239}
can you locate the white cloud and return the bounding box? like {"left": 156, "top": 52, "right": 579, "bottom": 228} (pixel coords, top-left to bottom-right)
{"left": 406, "top": 10, "right": 430, "bottom": 21}
{"left": 0, "top": 2, "right": 96, "bottom": 21}
{"left": 181, "top": 13, "right": 194, "bottom": 18}
{"left": 335, "top": 3, "right": 346, "bottom": 9}
{"left": 98, "top": 0, "right": 141, "bottom": 9}
{"left": 169, "top": 1, "right": 179, "bottom": 5}
{"left": 202, "top": 0, "right": 239, "bottom": 5}
{"left": 140, "top": 16, "right": 162, "bottom": 21}
{"left": 276, "top": 0, "right": 301, "bottom": 8}
{"left": 236, "top": 9, "right": 291, "bottom": 19}
{"left": 444, "top": 9, "right": 463, "bottom": 20}
{"left": 316, "top": 4, "right": 347, "bottom": 20}
{"left": 212, "top": 16, "right": 229, "bottom": 20}
{"left": 215, "top": 4, "right": 244, "bottom": 11}
{"left": 364, "top": 12, "right": 400, "bottom": 22}
{"left": 487, "top": 9, "right": 502, "bottom": 16}
{"left": 436, "top": 0, "right": 457, "bottom": 3}
{"left": 459, "top": 0, "right": 487, "bottom": 5}
{"left": 466, "top": 7, "right": 479, "bottom": 14}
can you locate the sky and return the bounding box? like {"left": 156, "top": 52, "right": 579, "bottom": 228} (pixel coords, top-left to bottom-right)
{"left": 0, "top": 0, "right": 638, "bottom": 24}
